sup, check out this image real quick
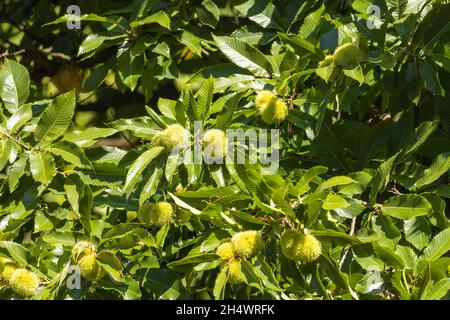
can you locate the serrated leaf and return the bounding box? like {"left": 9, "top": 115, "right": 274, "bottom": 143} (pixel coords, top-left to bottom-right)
{"left": 168, "top": 192, "right": 202, "bottom": 215}
{"left": 196, "top": 77, "right": 214, "bottom": 121}
{"left": 43, "top": 232, "right": 77, "bottom": 246}
{"left": 49, "top": 141, "right": 91, "bottom": 168}
{"left": 278, "top": 33, "right": 324, "bottom": 59}
{"left": 382, "top": 194, "right": 432, "bottom": 220}
{"left": 143, "top": 268, "right": 184, "bottom": 300}
{"left": 316, "top": 63, "right": 334, "bottom": 82}
{"left": 78, "top": 34, "right": 125, "bottom": 56}
{"left": 296, "top": 166, "right": 328, "bottom": 195}
{"left": 0, "top": 59, "right": 30, "bottom": 114}
{"left": 404, "top": 217, "right": 431, "bottom": 250}
{"left": 29, "top": 151, "right": 56, "bottom": 186}
{"left": 63, "top": 127, "right": 117, "bottom": 147}
{"left": 311, "top": 125, "right": 351, "bottom": 172}
{"left": 343, "top": 65, "right": 365, "bottom": 85}
{"left": 318, "top": 176, "right": 356, "bottom": 191}
{"left": 124, "top": 146, "right": 164, "bottom": 192}
{"left": 235, "top": 0, "right": 282, "bottom": 30}
{"left": 213, "top": 35, "right": 272, "bottom": 77}
{"left": 197, "top": 0, "right": 220, "bottom": 27}
{"left": 7, "top": 103, "right": 32, "bottom": 131}
{"left": 322, "top": 193, "right": 349, "bottom": 210}
{"left": 79, "top": 185, "right": 93, "bottom": 235}
{"left": 8, "top": 155, "right": 28, "bottom": 192}
{"left": 369, "top": 153, "right": 398, "bottom": 205}
{"left": 412, "top": 153, "right": 450, "bottom": 190}
{"left": 213, "top": 267, "right": 227, "bottom": 300}
{"left": 130, "top": 11, "right": 170, "bottom": 29}
{"left": 0, "top": 241, "right": 29, "bottom": 267}
{"left": 34, "top": 90, "right": 76, "bottom": 147}
{"left": 139, "top": 159, "right": 164, "bottom": 206}
{"left": 400, "top": 121, "right": 438, "bottom": 160}
{"left": 422, "top": 228, "right": 450, "bottom": 261}
{"left": 300, "top": 4, "right": 325, "bottom": 38}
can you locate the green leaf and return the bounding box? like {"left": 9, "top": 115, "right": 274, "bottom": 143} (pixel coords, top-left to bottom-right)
{"left": 382, "top": 194, "right": 432, "bottom": 220}
{"left": 312, "top": 230, "right": 363, "bottom": 245}
{"left": 311, "top": 125, "right": 351, "bottom": 172}
{"left": 411, "top": 153, "right": 450, "bottom": 191}
{"left": 386, "top": 0, "right": 408, "bottom": 19}
{"left": 0, "top": 139, "right": 13, "bottom": 171}
{"left": 373, "top": 243, "right": 404, "bottom": 268}
{"left": 213, "top": 267, "right": 228, "bottom": 300}
{"left": 79, "top": 185, "right": 93, "bottom": 235}
{"left": 109, "top": 117, "right": 157, "bottom": 139}
{"left": 168, "top": 192, "right": 202, "bottom": 215}
{"left": 63, "top": 127, "right": 117, "bottom": 147}
{"left": 216, "top": 93, "right": 240, "bottom": 129}
{"left": 0, "top": 241, "right": 30, "bottom": 267}
{"left": 117, "top": 51, "right": 144, "bottom": 91}
{"left": 0, "top": 59, "right": 30, "bottom": 114}
{"left": 143, "top": 269, "right": 185, "bottom": 299}
{"left": 422, "top": 228, "right": 450, "bottom": 261}
{"left": 8, "top": 155, "right": 28, "bottom": 192}
{"left": 235, "top": 0, "right": 282, "bottom": 30}
{"left": 213, "top": 35, "right": 273, "bottom": 77}
{"left": 300, "top": 4, "right": 325, "bottom": 38}
{"left": 404, "top": 217, "right": 431, "bottom": 250}
{"left": 296, "top": 166, "right": 328, "bottom": 195}
{"left": 400, "top": 121, "right": 439, "bottom": 160}
{"left": 179, "top": 31, "right": 202, "bottom": 57}
{"left": 44, "top": 13, "right": 118, "bottom": 26}
{"left": 316, "top": 62, "right": 334, "bottom": 83}
{"left": 353, "top": 244, "right": 385, "bottom": 270}
{"left": 196, "top": 77, "right": 214, "bottom": 121}
{"left": 78, "top": 34, "right": 125, "bottom": 56}
{"left": 48, "top": 141, "right": 91, "bottom": 168}
{"left": 34, "top": 90, "right": 76, "bottom": 147}
{"left": 317, "top": 176, "right": 356, "bottom": 191}
{"left": 64, "top": 180, "right": 80, "bottom": 213}
{"left": 197, "top": 0, "right": 220, "bottom": 27}
{"left": 322, "top": 193, "right": 349, "bottom": 210}
{"left": 395, "top": 245, "right": 418, "bottom": 271}
{"left": 418, "top": 60, "right": 444, "bottom": 96}
{"left": 278, "top": 33, "right": 324, "bottom": 59}
{"left": 139, "top": 158, "right": 164, "bottom": 207}
{"left": 42, "top": 232, "right": 78, "bottom": 246}
{"left": 29, "top": 151, "right": 56, "bottom": 186}
{"left": 355, "top": 270, "right": 384, "bottom": 294}
{"left": 82, "top": 58, "right": 114, "bottom": 92}
{"left": 318, "top": 253, "right": 350, "bottom": 290}
{"left": 372, "top": 215, "right": 401, "bottom": 249}
{"left": 343, "top": 65, "right": 364, "bottom": 85}
{"left": 7, "top": 103, "right": 32, "bottom": 131}
{"left": 124, "top": 146, "right": 164, "bottom": 192}
{"left": 130, "top": 11, "right": 170, "bottom": 29}
{"left": 369, "top": 153, "right": 398, "bottom": 205}
{"left": 421, "top": 278, "right": 450, "bottom": 300}
{"left": 167, "top": 253, "right": 218, "bottom": 268}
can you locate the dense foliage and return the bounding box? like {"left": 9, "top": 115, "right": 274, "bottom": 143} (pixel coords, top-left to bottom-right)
{"left": 0, "top": 0, "right": 449, "bottom": 300}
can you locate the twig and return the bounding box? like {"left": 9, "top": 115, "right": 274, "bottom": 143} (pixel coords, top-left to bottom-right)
{"left": 40, "top": 47, "right": 72, "bottom": 61}
{"left": 339, "top": 217, "right": 356, "bottom": 268}
{"left": 0, "top": 128, "right": 30, "bottom": 150}
{"left": 104, "top": 122, "right": 135, "bottom": 148}
{"left": 388, "top": 186, "right": 402, "bottom": 195}
{"left": 0, "top": 48, "right": 25, "bottom": 58}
